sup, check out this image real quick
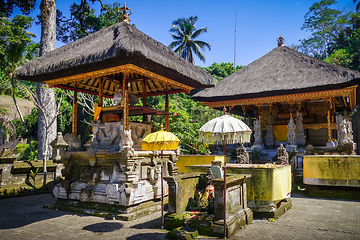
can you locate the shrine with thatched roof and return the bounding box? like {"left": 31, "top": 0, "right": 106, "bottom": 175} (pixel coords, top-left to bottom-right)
{"left": 193, "top": 39, "right": 360, "bottom": 152}
{"left": 15, "top": 5, "right": 216, "bottom": 216}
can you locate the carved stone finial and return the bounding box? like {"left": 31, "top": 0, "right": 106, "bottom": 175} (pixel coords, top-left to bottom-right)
{"left": 51, "top": 132, "right": 69, "bottom": 162}
{"left": 277, "top": 35, "right": 284, "bottom": 47}
{"left": 276, "top": 144, "right": 289, "bottom": 165}
{"left": 119, "top": 2, "right": 132, "bottom": 23}
{"left": 236, "top": 145, "right": 250, "bottom": 164}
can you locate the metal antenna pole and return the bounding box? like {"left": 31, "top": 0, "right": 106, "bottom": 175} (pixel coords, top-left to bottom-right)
{"left": 234, "top": 0, "right": 238, "bottom": 69}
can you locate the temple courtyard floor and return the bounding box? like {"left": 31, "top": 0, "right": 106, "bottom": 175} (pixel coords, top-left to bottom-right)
{"left": 0, "top": 193, "right": 359, "bottom": 240}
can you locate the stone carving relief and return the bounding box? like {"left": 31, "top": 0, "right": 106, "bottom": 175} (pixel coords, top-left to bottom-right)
{"left": 276, "top": 144, "right": 289, "bottom": 165}
{"left": 336, "top": 114, "right": 354, "bottom": 146}
{"left": 254, "top": 119, "right": 262, "bottom": 144}
{"left": 236, "top": 145, "right": 250, "bottom": 164}
{"left": 295, "top": 111, "right": 304, "bottom": 133}
{"left": 63, "top": 133, "right": 81, "bottom": 151}
{"left": 91, "top": 121, "right": 123, "bottom": 151}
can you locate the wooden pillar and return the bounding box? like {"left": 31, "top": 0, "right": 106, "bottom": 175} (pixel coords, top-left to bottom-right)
{"left": 165, "top": 84, "right": 169, "bottom": 132}
{"left": 72, "top": 82, "right": 78, "bottom": 136}
{"left": 326, "top": 98, "right": 332, "bottom": 142}
{"left": 142, "top": 78, "right": 148, "bottom": 123}
{"left": 229, "top": 106, "right": 233, "bottom": 114}
{"left": 123, "top": 73, "right": 129, "bottom": 131}
{"left": 289, "top": 101, "right": 294, "bottom": 119}
{"left": 98, "top": 78, "right": 104, "bottom": 107}
{"left": 257, "top": 103, "right": 262, "bottom": 122}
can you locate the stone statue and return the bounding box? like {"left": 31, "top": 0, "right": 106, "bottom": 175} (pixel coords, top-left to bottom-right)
{"left": 287, "top": 118, "right": 296, "bottom": 145}
{"left": 254, "top": 119, "right": 262, "bottom": 144}
{"left": 276, "top": 144, "right": 289, "bottom": 165}
{"left": 206, "top": 168, "right": 215, "bottom": 186}
{"left": 64, "top": 133, "right": 81, "bottom": 151}
{"left": 113, "top": 90, "right": 139, "bottom": 106}
{"left": 119, "top": 130, "right": 133, "bottom": 149}
{"left": 336, "top": 115, "right": 354, "bottom": 146}
{"left": 295, "top": 111, "right": 304, "bottom": 133}
{"left": 336, "top": 114, "right": 344, "bottom": 143}
{"left": 236, "top": 145, "right": 250, "bottom": 164}
{"left": 119, "top": 130, "right": 136, "bottom": 158}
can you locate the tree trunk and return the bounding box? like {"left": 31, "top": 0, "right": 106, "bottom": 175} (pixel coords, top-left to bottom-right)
{"left": 37, "top": 0, "right": 56, "bottom": 189}
{"left": 12, "top": 87, "right": 32, "bottom": 152}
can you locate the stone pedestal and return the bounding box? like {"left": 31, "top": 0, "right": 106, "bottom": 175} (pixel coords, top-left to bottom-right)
{"left": 286, "top": 144, "right": 297, "bottom": 152}
{"left": 266, "top": 126, "right": 275, "bottom": 147}
{"left": 252, "top": 143, "right": 265, "bottom": 151}
{"left": 296, "top": 132, "right": 306, "bottom": 146}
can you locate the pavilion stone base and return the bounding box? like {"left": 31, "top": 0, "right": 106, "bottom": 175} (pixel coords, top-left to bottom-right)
{"left": 286, "top": 144, "right": 297, "bottom": 152}
{"left": 296, "top": 133, "right": 306, "bottom": 146}
{"left": 248, "top": 198, "right": 292, "bottom": 219}
{"left": 50, "top": 149, "right": 179, "bottom": 220}
{"left": 46, "top": 196, "right": 168, "bottom": 221}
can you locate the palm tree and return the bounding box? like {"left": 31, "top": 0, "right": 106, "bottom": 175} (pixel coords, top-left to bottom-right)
{"left": 354, "top": 0, "right": 360, "bottom": 12}
{"left": 169, "top": 16, "right": 211, "bottom": 64}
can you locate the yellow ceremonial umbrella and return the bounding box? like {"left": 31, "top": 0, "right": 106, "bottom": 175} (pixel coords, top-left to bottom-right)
{"left": 142, "top": 124, "right": 180, "bottom": 228}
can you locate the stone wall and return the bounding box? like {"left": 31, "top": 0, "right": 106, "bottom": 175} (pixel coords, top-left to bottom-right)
{"left": 352, "top": 107, "right": 360, "bottom": 154}
{"left": 0, "top": 160, "right": 57, "bottom": 188}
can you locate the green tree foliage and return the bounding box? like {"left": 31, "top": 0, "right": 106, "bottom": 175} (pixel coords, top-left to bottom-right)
{"left": 300, "top": 0, "right": 347, "bottom": 59}
{"left": 147, "top": 93, "right": 222, "bottom": 154}
{"left": 13, "top": 141, "right": 38, "bottom": 160}
{"left": 56, "top": 2, "right": 123, "bottom": 43}
{"left": 201, "top": 62, "right": 242, "bottom": 82}
{"left": 169, "top": 16, "right": 211, "bottom": 64}
{"left": 0, "top": 0, "right": 37, "bottom": 17}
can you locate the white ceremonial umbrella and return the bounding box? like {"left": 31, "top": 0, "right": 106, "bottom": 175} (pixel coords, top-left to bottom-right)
{"left": 198, "top": 108, "right": 252, "bottom": 238}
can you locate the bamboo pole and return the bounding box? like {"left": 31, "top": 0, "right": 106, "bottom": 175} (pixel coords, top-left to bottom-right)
{"left": 165, "top": 84, "right": 169, "bottom": 131}
{"left": 72, "top": 82, "right": 78, "bottom": 136}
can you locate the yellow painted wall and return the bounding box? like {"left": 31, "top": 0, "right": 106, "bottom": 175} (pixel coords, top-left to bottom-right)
{"left": 304, "top": 156, "right": 360, "bottom": 181}
{"left": 176, "top": 155, "right": 230, "bottom": 173}
{"left": 227, "top": 165, "right": 291, "bottom": 201}
{"left": 184, "top": 164, "right": 291, "bottom": 202}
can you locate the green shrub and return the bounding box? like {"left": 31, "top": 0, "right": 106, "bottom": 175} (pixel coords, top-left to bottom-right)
{"left": 13, "top": 141, "right": 38, "bottom": 160}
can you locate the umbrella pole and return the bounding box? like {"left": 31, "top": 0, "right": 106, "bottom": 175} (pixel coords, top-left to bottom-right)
{"left": 161, "top": 150, "right": 164, "bottom": 229}
{"left": 223, "top": 133, "right": 227, "bottom": 239}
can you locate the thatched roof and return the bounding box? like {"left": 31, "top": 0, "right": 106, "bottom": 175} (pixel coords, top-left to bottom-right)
{"left": 15, "top": 22, "right": 214, "bottom": 97}
{"left": 193, "top": 46, "right": 360, "bottom": 102}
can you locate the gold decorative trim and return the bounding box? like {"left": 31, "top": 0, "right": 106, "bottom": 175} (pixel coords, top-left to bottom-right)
{"left": 303, "top": 123, "right": 336, "bottom": 130}
{"left": 44, "top": 64, "right": 194, "bottom": 92}
{"left": 204, "top": 86, "right": 358, "bottom": 109}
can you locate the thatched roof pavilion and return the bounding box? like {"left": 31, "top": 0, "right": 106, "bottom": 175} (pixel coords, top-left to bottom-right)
{"left": 193, "top": 45, "right": 360, "bottom": 146}
{"left": 15, "top": 19, "right": 215, "bottom": 134}
{"left": 16, "top": 21, "right": 214, "bottom": 98}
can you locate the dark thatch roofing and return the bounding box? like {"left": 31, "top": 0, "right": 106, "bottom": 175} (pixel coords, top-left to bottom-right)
{"left": 15, "top": 21, "right": 214, "bottom": 96}
{"left": 193, "top": 46, "right": 360, "bottom": 102}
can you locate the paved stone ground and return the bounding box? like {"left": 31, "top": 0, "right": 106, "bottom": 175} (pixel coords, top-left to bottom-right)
{"left": 0, "top": 193, "right": 359, "bottom": 240}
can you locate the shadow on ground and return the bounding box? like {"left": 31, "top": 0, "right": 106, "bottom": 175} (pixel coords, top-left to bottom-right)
{"left": 126, "top": 232, "right": 166, "bottom": 239}
{"left": 83, "top": 222, "right": 123, "bottom": 232}
{"left": 0, "top": 193, "right": 67, "bottom": 229}
{"left": 130, "top": 216, "right": 161, "bottom": 229}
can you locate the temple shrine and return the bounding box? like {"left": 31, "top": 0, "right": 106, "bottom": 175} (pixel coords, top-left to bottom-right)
{"left": 15, "top": 6, "right": 215, "bottom": 215}
{"left": 193, "top": 37, "right": 360, "bottom": 153}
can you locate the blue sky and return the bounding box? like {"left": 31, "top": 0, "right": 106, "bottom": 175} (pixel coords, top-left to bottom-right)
{"left": 12, "top": 0, "right": 357, "bottom": 67}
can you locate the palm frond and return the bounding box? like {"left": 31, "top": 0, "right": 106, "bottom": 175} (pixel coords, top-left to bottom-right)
{"left": 192, "top": 40, "right": 211, "bottom": 51}
{"left": 190, "top": 42, "right": 206, "bottom": 63}
{"left": 169, "top": 40, "right": 182, "bottom": 49}
{"left": 191, "top": 27, "right": 208, "bottom": 40}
